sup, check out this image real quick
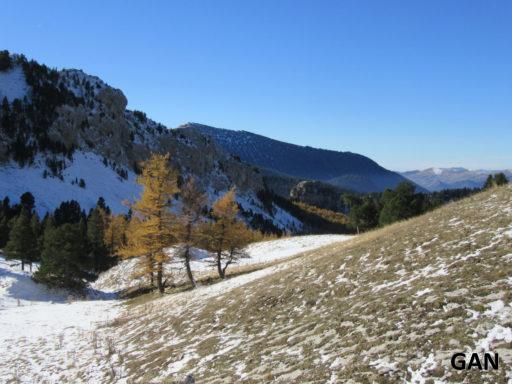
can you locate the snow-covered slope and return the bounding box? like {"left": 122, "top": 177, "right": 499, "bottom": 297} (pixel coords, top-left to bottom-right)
{"left": 0, "top": 254, "right": 120, "bottom": 382}
{"left": 0, "top": 65, "right": 29, "bottom": 102}
{"left": 0, "top": 256, "right": 67, "bottom": 309}
{"left": 92, "top": 234, "right": 351, "bottom": 293}
{"left": 0, "top": 54, "right": 309, "bottom": 233}
{"left": 0, "top": 151, "right": 140, "bottom": 215}
{"left": 0, "top": 234, "right": 350, "bottom": 383}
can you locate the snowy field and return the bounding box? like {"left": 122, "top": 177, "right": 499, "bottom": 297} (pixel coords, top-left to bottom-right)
{"left": 92, "top": 234, "right": 352, "bottom": 293}
{"left": 0, "top": 234, "right": 350, "bottom": 383}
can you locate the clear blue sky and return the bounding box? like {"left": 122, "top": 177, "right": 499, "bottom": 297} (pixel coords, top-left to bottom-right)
{"left": 2, "top": 0, "right": 511, "bottom": 171}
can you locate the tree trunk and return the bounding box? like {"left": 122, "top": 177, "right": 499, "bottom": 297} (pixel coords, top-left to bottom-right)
{"left": 29, "top": 262, "right": 32, "bottom": 273}
{"left": 222, "top": 250, "right": 234, "bottom": 277}
{"left": 21, "top": 260, "right": 25, "bottom": 271}
{"left": 216, "top": 251, "right": 225, "bottom": 279}
{"left": 156, "top": 262, "right": 164, "bottom": 293}
{"left": 184, "top": 247, "right": 196, "bottom": 288}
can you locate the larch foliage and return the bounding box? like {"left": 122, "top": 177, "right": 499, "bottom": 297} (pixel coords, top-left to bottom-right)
{"left": 104, "top": 214, "right": 128, "bottom": 255}
{"left": 176, "top": 177, "right": 207, "bottom": 288}
{"left": 201, "top": 188, "right": 253, "bottom": 278}
{"left": 119, "top": 153, "right": 179, "bottom": 293}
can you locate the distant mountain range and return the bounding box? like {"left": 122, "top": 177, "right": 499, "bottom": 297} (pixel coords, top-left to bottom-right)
{"left": 183, "top": 123, "right": 415, "bottom": 193}
{"left": 401, "top": 167, "right": 512, "bottom": 191}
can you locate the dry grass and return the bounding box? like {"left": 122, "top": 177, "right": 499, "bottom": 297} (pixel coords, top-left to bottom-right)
{"left": 104, "top": 185, "right": 511, "bottom": 383}
{"left": 6, "top": 185, "right": 512, "bottom": 383}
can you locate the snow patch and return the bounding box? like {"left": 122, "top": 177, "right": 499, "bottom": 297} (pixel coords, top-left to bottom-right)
{"left": 0, "top": 65, "right": 29, "bottom": 102}
{"left": 0, "top": 151, "right": 141, "bottom": 215}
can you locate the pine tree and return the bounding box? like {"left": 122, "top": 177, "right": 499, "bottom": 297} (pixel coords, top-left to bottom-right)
{"left": 379, "top": 182, "right": 418, "bottom": 226}
{"left": 96, "top": 197, "right": 111, "bottom": 215}
{"left": 484, "top": 174, "right": 495, "bottom": 189}
{"left": 201, "top": 188, "right": 252, "bottom": 279}
{"left": 1, "top": 96, "right": 12, "bottom": 134}
{"left": 0, "top": 50, "right": 12, "bottom": 71}
{"left": 120, "top": 153, "right": 179, "bottom": 293}
{"left": 348, "top": 196, "right": 379, "bottom": 232}
{"left": 4, "top": 209, "right": 39, "bottom": 271}
{"left": 54, "top": 200, "right": 83, "bottom": 225}
{"left": 34, "top": 223, "right": 92, "bottom": 291}
{"left": 176, "top": 178, "right": 207, "bottom": 288}
{"left": 87, "top": 207, "right": 111, "bottom": 272}
{"left": 30, "top": 213, "right": 42, "bottom": 261}
{"left": 0, "top": 216, "right": 9, "bottom": 248}
{"left": 494, "top": 172, "right": 508, "bottom": 186}
{"left": 20, "top": 192, "right": 35, "bottom": 213}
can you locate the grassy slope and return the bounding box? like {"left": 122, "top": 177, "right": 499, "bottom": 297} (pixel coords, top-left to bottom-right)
{"left": 10, "top": 186, "right": 510, "bottom": 383}
{"left": 104, "top": 185, "right": 512, "bottom": 383}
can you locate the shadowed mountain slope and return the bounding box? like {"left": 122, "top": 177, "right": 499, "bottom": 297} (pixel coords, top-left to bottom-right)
{"left": 183, "top": 123, "right": 418, "bottom": 193}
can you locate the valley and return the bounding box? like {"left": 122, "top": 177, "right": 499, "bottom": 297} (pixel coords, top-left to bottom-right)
{"left": 0, "top": 28, "right": 510, "bottom": 384}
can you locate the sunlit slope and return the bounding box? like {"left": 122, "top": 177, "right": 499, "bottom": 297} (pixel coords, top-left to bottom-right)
{"left": 110, "top": 185, "right": 511, "bottom": 383}
{"left": 11, "top": 186, "right": 509, "bottom": 383}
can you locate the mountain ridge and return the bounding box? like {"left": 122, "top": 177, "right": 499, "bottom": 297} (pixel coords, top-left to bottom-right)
{"left": 402, "top": 167, "right": 512, "bottom": 191}
{"left": 0, "top": 53, "right": 304, "bottom": 233}
{"left": 182, "top": 122, "right": 419, "bottom": 193}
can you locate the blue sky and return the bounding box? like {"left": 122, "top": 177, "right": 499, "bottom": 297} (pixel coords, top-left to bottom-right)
{"left": 2, "top": 0, "right": 511, "bottom": 171}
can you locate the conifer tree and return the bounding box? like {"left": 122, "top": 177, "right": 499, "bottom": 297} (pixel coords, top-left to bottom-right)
{"left": 4, "top": 209, "right": 39, "bottom": 271}
{"left": 379, "top": 182, "right": 419, "bottom": 226}
{"left": 104, "top": 214, "right": 128, "bottom": 256}
{"left": 34, "top": 223, "right": 92, "bottom": 291}
{"left": 484, "top": 174, "right": 495, "bottom": 189}
{"left": 348, "top": 196, "right": 379, "bottom": 232}
{"left": 54, "top": 200, "right": 83, "bottom": 225}
{"left": 201, "top": 188, "right": 252, "bottom": 279}
{"left": 0, "top": 216, "right": 9, "bottom": 248}
{"left": 494, "top": 172, "right": 508, "bottom": 186}
{"left": 87, "top": 207, "right": 110, "bottom": 272}
{"left": 220, "top": 220, "right": 254, "bottom": 276}
{"left": 20, "top": 192, "right": 35, "bottom": 213}
{"left": 1, "top": 97, "right": 11, "bottom": 133}
{"left": 96, "top": 197, "right": 111, "bottom": 215}
{"left": 30, "top": 213, "right": 42, "bottom": 260}
{"left": 120, "top": 153, "right": 179, "bottom": 293}
{"left": 176, "top": 178, "right": 207, "bottom": 288}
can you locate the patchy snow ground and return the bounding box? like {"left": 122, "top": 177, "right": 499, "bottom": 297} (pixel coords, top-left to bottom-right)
{"left": 0, "top": 254, "right": 120, "bottom": 382}
{"left": 0, "top": 257, "right": 68, "bottom": 309}
{"left": 92, "top": 234, "right": 352, "bottom": 293}
{"left": 0, "top": 234, "right": 350, "bottom": 382}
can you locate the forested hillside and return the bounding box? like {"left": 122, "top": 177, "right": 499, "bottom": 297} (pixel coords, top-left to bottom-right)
{"left": 183, "top": 122, "right": 416, "bottom": 193}
{"left": 0, "top": 51, "right": 305, "bottom": 233}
